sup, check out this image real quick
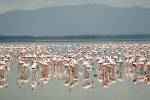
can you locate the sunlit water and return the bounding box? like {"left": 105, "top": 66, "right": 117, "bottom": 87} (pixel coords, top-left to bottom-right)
{"left": 0, "top": 40, "right": 150, "bottom": 100}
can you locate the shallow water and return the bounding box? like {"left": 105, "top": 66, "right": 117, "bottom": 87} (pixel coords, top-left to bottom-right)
{"left": 1, "top": 68, "right": 150, "bottom": 100}
{"left": 0, "top": 41, "right": 150, "bottom": 100}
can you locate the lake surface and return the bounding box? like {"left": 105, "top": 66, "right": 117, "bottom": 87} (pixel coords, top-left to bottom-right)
{"left": 0, "top": 40, "right": 150, "bottom": 100}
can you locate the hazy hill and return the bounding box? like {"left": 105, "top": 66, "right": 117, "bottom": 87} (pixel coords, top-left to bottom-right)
{"left": 0, "top": 4, "right": 150, "bottom": 36}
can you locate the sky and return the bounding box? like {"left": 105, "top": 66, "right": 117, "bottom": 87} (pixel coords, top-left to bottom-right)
{"left": 0, "top": 0, "right": 150, "bottom": 13}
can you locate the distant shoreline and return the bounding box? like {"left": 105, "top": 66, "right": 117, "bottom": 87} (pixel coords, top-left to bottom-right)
{"left": 0, "top": 34, "right": 150, "bottom": 42}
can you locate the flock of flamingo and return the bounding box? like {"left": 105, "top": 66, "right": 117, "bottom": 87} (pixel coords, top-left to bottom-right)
{"left": 0, "top": 42, "right": 150, "bottom": 92}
